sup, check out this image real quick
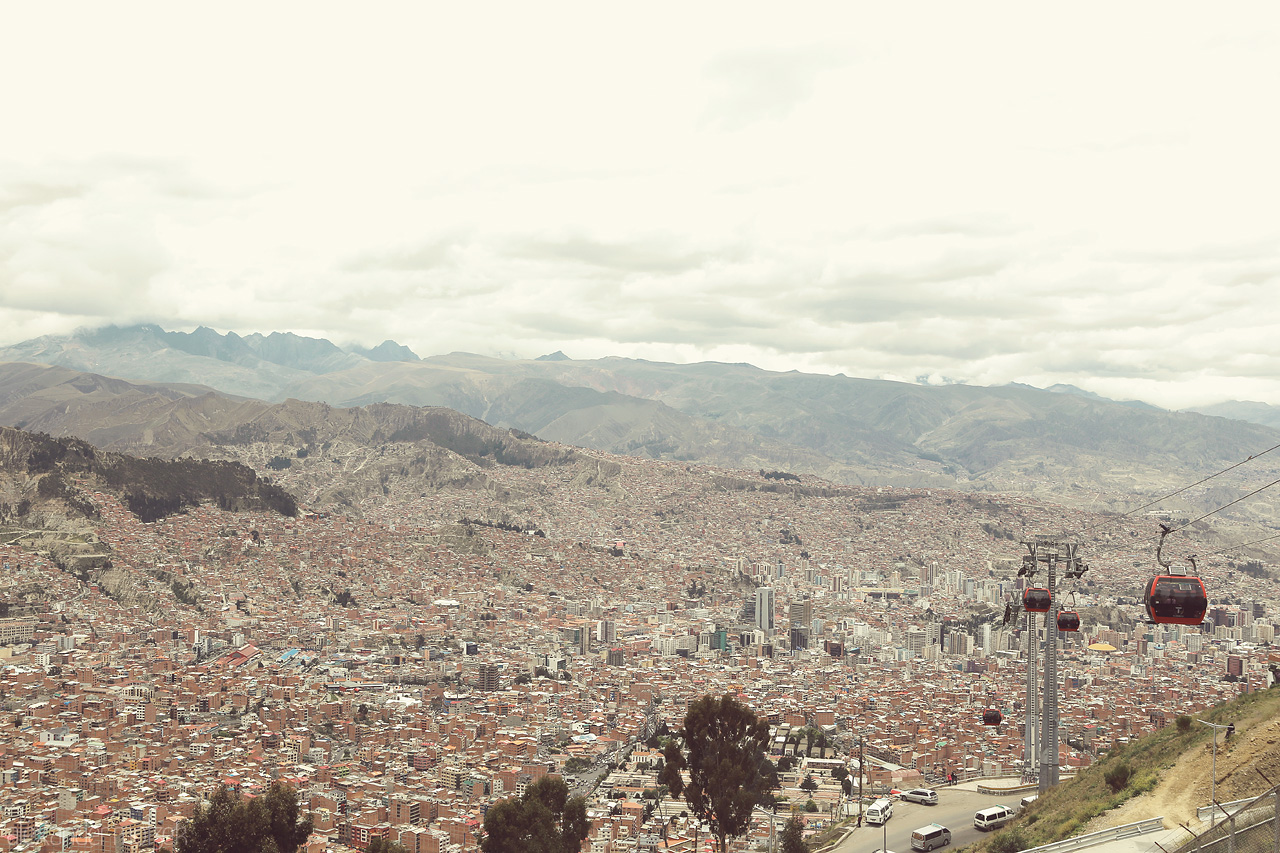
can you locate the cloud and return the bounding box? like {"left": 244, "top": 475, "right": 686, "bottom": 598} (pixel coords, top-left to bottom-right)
{"left": 701, "top": 44, "right": 849, "bottom": 131}
{"left": 2, "top": 6, "right": 1280, "bottom": 411}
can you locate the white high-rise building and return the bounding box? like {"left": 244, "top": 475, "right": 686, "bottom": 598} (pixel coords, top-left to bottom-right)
{"left": 755, "top": 587, "right": 775, "bottom": 634}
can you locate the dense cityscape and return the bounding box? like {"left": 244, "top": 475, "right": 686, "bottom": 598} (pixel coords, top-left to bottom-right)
{"left": 2, "top": 444, "right": 1276, "bottom": 852}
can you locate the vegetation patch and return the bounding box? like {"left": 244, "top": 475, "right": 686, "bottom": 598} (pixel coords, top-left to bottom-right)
{"left": 960, "top": 687, "right": 1280, "bottom": 853}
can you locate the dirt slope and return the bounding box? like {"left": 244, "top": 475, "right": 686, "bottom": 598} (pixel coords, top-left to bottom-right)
{"left": 1088, "top": 697, "right": 1280, "bottom": 831}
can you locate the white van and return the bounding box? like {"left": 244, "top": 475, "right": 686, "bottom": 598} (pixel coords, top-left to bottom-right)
{"left": 866, "top": 798, "right": 894, "bottom": 825}
{"left": 974, "top": 805, "right": 1014, "bottom": 831}
{"left": 910, "top": 823, "right": 951, "bottom": 851}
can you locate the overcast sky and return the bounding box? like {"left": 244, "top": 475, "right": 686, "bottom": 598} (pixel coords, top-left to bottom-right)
{"left": 2, "top": 3, "right": 1279, "bottom": 409}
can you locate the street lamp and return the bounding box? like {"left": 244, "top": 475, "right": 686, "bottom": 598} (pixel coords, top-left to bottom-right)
{"left": 1195, "top": 719, "right": 1230, "bottom": 824}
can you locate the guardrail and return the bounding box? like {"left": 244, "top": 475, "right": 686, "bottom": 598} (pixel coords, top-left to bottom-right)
{"left": 976, "top": 781, "right": 1042, "bottom": 796}
{"left": 1195, "top": 799, "right": 1252, "bottom": 823}
{"left": 974, "top": 775, "right": 1075, "bottom": 796}
{"left": 1023, "top": 817, "right": 1166, "bottom": 853}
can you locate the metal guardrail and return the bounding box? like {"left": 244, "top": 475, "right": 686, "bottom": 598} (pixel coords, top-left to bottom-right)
{"left": 1196, "top": 799, "right": 1253, "bottom": 823}
{"left": 1023, "top": 817, "right": 1167, "bottom": 853}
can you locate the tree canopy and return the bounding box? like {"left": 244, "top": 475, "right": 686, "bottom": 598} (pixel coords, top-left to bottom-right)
{"left": 658, "top": 738, "right": 686, "bottom": 802}
{"left": 176, "top": 782, "right": 312, "bottom": 853}
{"left": 481, "top": 776, "right": 588, "bottom": 853}
{"left": 681, "top": 694, "right": 774, "bottom": 853}
{"left": 780, "top": 816, "right": 811, "bottom": 853}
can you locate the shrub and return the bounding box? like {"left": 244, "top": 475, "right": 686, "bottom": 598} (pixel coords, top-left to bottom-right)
{"left": 1104, "top": 763, "right": 1133, "bottom": 793}
{"left": 989, "top": 827, "right": 1030, "bottom": 853}
{"left": 1176, "top": 715, "right": 1192, "bottom": 732}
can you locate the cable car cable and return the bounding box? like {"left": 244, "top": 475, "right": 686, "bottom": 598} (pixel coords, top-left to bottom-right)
{"left": 1163, "top": 474, "right": 1280, "bottom": 536}
{"left": 1083, "top": 474, "right": 1280, "bottom": 562}
{"left": 1190, "top": 530, "right": 1280, "bottom": 560}
{"left": 1070, "top": 440, "right": 1280, "bottom": 539}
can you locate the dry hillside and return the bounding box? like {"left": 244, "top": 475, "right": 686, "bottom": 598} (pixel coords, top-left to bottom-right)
{"left": 1088, "top": 691, "right": 1280, "bottom": 831}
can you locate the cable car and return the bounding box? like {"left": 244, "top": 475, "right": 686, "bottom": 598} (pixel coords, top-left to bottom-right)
{"left": 1056, "top": 611, "right": 1080, "bottom": 632}
{"left": 1144, "top": 575, "right": 1207, "bottom": 625}
{"left": 982, "top": 709, "right": 1002, "bottom": 726}
{"left": 1023, "top": 588, "right": 1051, "bottom": 613}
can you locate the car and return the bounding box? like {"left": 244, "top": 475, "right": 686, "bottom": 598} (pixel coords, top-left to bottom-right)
{"left": 866, "top": 798, "right": 894, "bottom": 825}
{"left": 910, "top": 823, "right": 951, "bottom": 851}
{"left": 901, "top": 788, "right": 939, "bottom": 805}
{"left": 974, "top": 805, "right": 1015, "bottom": 831}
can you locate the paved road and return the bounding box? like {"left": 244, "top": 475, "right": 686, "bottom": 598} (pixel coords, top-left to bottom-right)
{"left": 832, "top": 788, "right": 1018, "bottom": 853}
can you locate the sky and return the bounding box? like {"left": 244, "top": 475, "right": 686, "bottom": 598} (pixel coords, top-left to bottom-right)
{"left": 2, "top": 2, "right": 1279, "bottom": 410}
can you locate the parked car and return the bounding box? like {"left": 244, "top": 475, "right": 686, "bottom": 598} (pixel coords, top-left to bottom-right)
{"left": 901, "top": 788, "right": 939, "bottom": 805}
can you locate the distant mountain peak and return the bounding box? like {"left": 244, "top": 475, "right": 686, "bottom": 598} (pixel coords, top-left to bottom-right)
{"left": 350, "top": 340, "right": 421, "bottom": 362}
{"left": 1044, "top": 383, "right": 1163, "bottom": 411}
{"left": 536, "top": 350, "right": 571, "bottom": 361}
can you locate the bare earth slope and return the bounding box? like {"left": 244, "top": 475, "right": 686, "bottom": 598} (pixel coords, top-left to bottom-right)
{"left": 1089, "top": 700, "right": 1280, "bottom": 831}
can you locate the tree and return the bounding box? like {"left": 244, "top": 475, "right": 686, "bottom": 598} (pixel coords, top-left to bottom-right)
{"left": 832, "top": 765, "right": 849, "bottom": 782}
{"left": 657, "top": 739, "right": 686, "bottom": 847}
{"left": 1104, "top": 763, "right": 1133, "bottom": 793}
{"left": 804, "top": 799, "right": 819, "bottom": 812}
{"left": 780, "top": 816, "right": 810, "bottom": 853}
{"left": 177, "top": 782, "right": 312, "bottom": 853}
{"left": 1176, "top": 715, "right": 1192, "bottom": 732}
{"left": 367, "top": 839, "right": 408, "bottom": 853}
{"left": 481, "top": 776, "right": 588, "bottom": 853}
{"left": 680, "top": 694, "right": 773, "bottom": 853}
{"left": 800, "top": 774, "right": 818, "bottom": 793}
{"left": 841, "top": 777, "right": 853, "bottom": 797}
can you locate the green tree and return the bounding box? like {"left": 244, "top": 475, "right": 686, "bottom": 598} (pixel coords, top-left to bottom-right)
{"left": 177, "top": 782, "right": 312, "bottom": 853}
{"left": 680, "top": 694, "right": 773, "bottom": 853}
{"left": 832, "top": 765, "right": 849, "bottom": 782}
{"left": 658, "top": 739, "right": 686, "bottom": 801}
{"left": 800, "top": 774, "right": 818, "bottom": 793}
{"left": 1176, "top": 715, "right": 1192, "bottom": 732}
{"left": 481, "top": 776, "right": 588, "bottom": 853}
{"left": 367, "top": 839, "right": 408, "bottom": 853}
{"left": 804, "top": 799, "right": 819, "bottom": 812}
{"left": 1104, "top": 763, "right": 1133, "bottom": 793}
{"left": 780, "top": 816, "right": 810, "bottom": 853}
{"left": 564, "top": 756, "right": 592, "bottom": 774}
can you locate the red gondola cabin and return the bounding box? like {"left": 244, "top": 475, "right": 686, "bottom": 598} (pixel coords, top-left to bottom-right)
{"left": 1023, "top": 588, "right": 1051, "bottom": 613}
{"left": 1144, "top": 575, "right": 1207, "bottom": 625}
{"left": 1057, "top": 611, "right": 1080, "bottom": 632}
{"left": 982, "top": 709, "right": 1002, "bottom": 726}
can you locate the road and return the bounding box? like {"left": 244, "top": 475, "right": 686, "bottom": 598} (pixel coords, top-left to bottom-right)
{"left": 831, "top": 788, "right": 1018, "bottom": 853}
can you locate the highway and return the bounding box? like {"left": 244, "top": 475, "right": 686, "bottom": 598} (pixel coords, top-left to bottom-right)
{"left": 830, "top": 787, "right": 1019, "bottom": 853}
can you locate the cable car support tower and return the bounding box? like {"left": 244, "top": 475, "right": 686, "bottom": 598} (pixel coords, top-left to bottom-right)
{"left": 1021, "top": 538, "right": 1085, "bottom": 794}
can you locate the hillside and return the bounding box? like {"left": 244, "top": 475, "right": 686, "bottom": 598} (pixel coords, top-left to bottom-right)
{"left": 967, "top": 686, "right": 1280, "bottom": 853}
{"left": 0, "top": 426, "right": 298, "bottom": 523}
{"left": 6, "top": 324, "right": 1280, "bottom": 516}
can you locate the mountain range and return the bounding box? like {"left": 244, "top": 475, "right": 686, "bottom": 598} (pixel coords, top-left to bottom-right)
{"left": 2, "top": 323, "right": 1279, "bottom": 516}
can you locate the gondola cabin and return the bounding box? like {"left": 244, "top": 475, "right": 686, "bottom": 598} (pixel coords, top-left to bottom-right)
{"left": 1057, "top": 611, "right": 1080, "bottom": 632}
{"left": 1023, "top": 588, "right": 1051, "bottom": 613}
{"left": 982, "top": 709, "right": 1002, "bottom": 726}
{"left": 1144, "top": 575, "right": 1207, "bottom": 625}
